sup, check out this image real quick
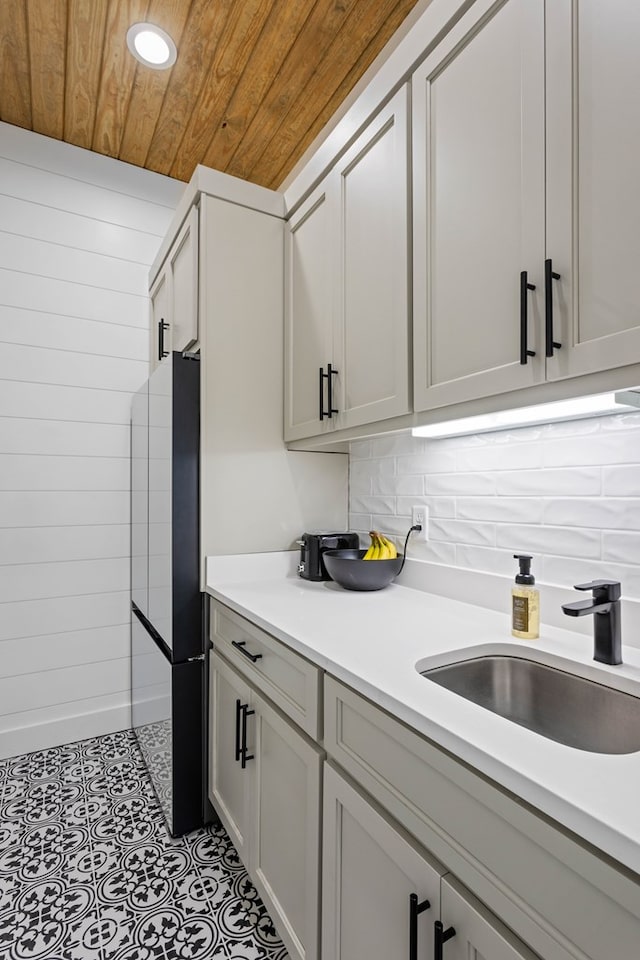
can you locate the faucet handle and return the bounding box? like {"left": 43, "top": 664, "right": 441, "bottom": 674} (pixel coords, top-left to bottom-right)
{"left": 574, "top": 580, "right": 621, "bottom": 602}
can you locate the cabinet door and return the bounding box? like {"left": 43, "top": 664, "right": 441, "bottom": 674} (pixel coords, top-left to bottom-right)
{"left": 440, "top": 876, "right": 540, "bottom": 960}
{"left": 322, "top": 763, "right": 442, "bottom": 960}
{"left": 413, "top": 0, "right": 545, "bottom": 411}
{"left": 285, "top": 184, "right": 335, "bottom": 442}
{"left": 169, "top": 205, "right": 199, "bottom": 354}
{"left": 208, "top": 653, "right": 253, "bottom": 865}
{"left": 150, "top": 269, "right": 170, "bottom": 372}
{"left": 251, "top": 693, "right": 323, "bottom": 960}
{"left": 333, "top": 87, "right": 410, "bottom": 429}
{"left": 546, "top": 0, "right": 640, "bottom": 381}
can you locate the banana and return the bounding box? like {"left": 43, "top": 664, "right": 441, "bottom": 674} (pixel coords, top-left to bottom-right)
{"left": 362, "top": 540, "right": 376, "bottom": 560}
{"left": 377, "top": 534, "right": 390, "bottom": 560}
{"left": 363, "top": 531, "right": 397, "bottom": 560}
{"left": 363, "top": 530, "right": 378, "bottom": 560}
{"left": 381, "top": 534, "right": 397, "bottom": 559}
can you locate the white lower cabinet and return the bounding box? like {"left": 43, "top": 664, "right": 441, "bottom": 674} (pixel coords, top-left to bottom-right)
{"left": 322, "top": 763, "right": 538, "bottom": 960}
{"left": 440, "top": 876, "right": 540, "bottom": 960}
{"left": 209, "top": 650, "right": 323, "bottom": 960}
{"left": 209, "top": 653, "right": 252, "bottom": 864}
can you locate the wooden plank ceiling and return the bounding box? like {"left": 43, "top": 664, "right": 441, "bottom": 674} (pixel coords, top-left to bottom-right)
{"left": 0, "top": 0, "right": 422, "bottom": 189}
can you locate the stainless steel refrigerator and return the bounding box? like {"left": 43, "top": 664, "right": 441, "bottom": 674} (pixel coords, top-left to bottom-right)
{"left": 130, "top": 352, "right": 204, "bottom": 836}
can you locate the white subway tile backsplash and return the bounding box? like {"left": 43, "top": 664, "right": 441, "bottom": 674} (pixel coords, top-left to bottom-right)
{"left": 543, "top": 498, "right": 640, "bottom": 530}
{"left": 372, "top": 474, "right": 424, "bottom": 496}
{"left": 397, "top": 449, "right": 456, "bottom": 475}
{"left": 396, "top": 494, "right": 430, "bottom": 517}
{"left": 371, "top": 514, "right": 416, "bottom": 537}
{"left": 372, "top": 434, "right": 424, "bottom": 457}
{"left": 495, "top": 523, "right": 601, "bottom": 559}
{"left": 602, "top": 531, "right": 640, "bottom": 565}
{"left": 544, "top": 433, "right": 640, "bottom": 468}
{"left": 542, "top": 555, "right": 640, "bottom": 599}
{"left": 602, "top": 465, "right": 640, "bottom": 496}
{"left": 351, "top": 417, "right": 640, "bottom": 600}
{"left": 410, "top": 540, "right": 457, "bottom": 565}
{"left": 350, "top": 494, "right": 396, "bottom": 516}
{"left": 456, "top": 441, "right": 542, "bottom": 473}
{"left": 455, "top": 545, "right": 516, "bottom": 576}
{"left": 430, "top": 519, "right": 495, "bottom": 547}
{"left": 457, "top": 497, "right": 545, "bottom": 524}
{"left": 494, "top": 467, "right": 601, "bottom": 497}
{"left": 422, "top": 496, "right": 457, "bottom": 519}
{"left": 426, "top": 472, "right": 495, "bottom": 496}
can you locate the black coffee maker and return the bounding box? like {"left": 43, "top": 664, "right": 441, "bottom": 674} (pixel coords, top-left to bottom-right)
{"left": 297, "top": 531, "right": 360, "bottom": 581}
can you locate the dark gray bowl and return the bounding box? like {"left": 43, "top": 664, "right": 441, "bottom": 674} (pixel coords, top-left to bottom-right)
{"left": 323, "top": 548, "right": 403, "bottom": 591}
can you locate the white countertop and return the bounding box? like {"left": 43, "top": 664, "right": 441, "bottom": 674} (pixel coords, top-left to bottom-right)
{"left": 206, "top": 551, "right": 640, "bottom": 877}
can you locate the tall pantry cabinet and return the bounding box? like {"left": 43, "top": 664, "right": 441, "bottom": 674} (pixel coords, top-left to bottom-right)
{"left": 147, "top": 169, "right": 348, "bottom": 577}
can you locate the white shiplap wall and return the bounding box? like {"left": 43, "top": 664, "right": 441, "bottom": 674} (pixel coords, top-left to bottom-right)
{"left": 0, "top": 122, "right": 183, "bottom": 759}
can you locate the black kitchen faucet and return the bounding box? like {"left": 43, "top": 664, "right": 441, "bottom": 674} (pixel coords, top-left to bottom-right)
{"left": 561, "top": 580, "right": 622, "bottom": 665}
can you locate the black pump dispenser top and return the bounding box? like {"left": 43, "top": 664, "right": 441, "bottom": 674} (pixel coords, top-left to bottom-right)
{"left": 514, "top": 553, "right": 535, "bottom": 585}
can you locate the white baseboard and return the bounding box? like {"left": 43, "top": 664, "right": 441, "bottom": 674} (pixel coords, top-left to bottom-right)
{"left": 0, "top": 697, "right": 132, "bottom": 761}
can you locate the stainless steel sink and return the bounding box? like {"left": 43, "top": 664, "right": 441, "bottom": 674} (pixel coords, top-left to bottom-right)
{"left": 421, "top": 655, "right": 640, "bottom": 754}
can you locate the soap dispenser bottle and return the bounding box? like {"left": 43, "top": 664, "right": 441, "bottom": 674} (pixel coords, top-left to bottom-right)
{"left": 511, "top": 554, "right": 539, "bottom": 640}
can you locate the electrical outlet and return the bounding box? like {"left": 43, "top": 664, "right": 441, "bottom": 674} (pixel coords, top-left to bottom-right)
{"left": 412, "top": 505, "right": 429, "bottom": 540}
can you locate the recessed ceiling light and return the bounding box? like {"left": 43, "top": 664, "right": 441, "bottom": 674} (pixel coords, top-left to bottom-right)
{"left": 126, "top": 22, "right": 177, "bottom": 70}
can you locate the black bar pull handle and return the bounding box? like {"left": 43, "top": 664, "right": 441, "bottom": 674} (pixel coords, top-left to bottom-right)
{"left": 326, "top": 362, "right": 339, "bottom": 418}
{"left": 544, "top": 259, "right": 562, "bottom": 357}
{"left": 319, "top": 366, "right": 325, "bottom": 421}
{"left": 434, "top": 920, "right": 456, "bottom": 960}
{"left": 158, "top": 319, "right": 170, "bottom": 361}
{"left": 319, "top": 365, "right": 339, "bottom": 420}
{"left": 409, "top": 894, "right": 431, "bottom": 960}
{"left": 234, "top": 698, "right": 242, "bottom": 763}
{"left": 240, "top": 704, "right": 255, "bottom": 769}
{"left": 231, "top": 640, "right": 263, "bottom": 664}
{"left": 519, "top": 271, "right": 536, "bottom": 365}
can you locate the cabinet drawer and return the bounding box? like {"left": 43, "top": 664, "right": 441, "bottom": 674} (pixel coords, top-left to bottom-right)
{"left": 210, "top": 600, "right": 321, "bottom": 739}
{"left": 324, "top": 676, "right": 640, "bottom": 960}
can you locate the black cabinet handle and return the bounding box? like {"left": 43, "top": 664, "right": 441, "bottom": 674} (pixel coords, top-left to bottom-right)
{"left": 434, "top": 920, "right": 456, "bottom": 960}
{"left": 158, "top": 319, "right": 170, "bottom": 361}
{"left": 544, "top": 259, "right": 562, "bottom": 357}
{"left": 326, "top": 363, "right": 338, "bottom": 418}
{"left": 234, "top": 698, "right": 242, "bottom": 763}
{"left": 319, "top": 365, "right": 339, "bottom": 420}
{"left": 519, "top": 271, "right": 536, "bottom": 365}
{"left": 231, "top": 640, "right": 263, "bottom": 663}
{"left": 409, "top": 894, "right": 431, "bottom": 960}
{"left": 240, "top": 704, "right": 255, "bottom": 769}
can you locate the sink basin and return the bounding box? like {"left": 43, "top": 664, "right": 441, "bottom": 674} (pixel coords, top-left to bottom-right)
{"left": 420, "top": 655, "right": 640, "bottom": 754}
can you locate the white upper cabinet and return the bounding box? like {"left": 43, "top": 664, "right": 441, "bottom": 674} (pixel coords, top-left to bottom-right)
{"left": 285, "top": 186, "right": 335, "bottom": 441}
{"left": 545, "top": 0, "right": 640, "bottom": 381}
{"left": 149, "top": 205, "right": 199, "bottom": 371}
{"left": 285, "top": 86, "right": 410, "bottom": 441}
{"left": 413, "top": 0, "right": 546, "bottom": 411}
{"left": 414, "top": 0, "right": 640, "bottom": 414}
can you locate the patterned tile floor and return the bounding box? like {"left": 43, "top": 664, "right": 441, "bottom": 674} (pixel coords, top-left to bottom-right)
{"left": 0, "top": 730, "right": 290, "bottom": 960}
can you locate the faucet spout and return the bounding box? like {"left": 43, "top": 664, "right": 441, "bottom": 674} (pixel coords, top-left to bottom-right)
{"left": 561, "top": 580, "right": 622, "bottom": 665}
{"left": 562, "top": 598, "right": 612, "bottom": 617}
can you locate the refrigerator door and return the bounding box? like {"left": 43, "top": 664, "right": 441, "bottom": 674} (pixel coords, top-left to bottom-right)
{"left": 132, "top": 609, "right": 204, "bottom": 836}
{"left": 131, "top": 382, "right": 149, "bottom": 617}
{"left": 131, "top": 610, "right": 172, "bottom": 826}
{"left": 148, "top": 359, "right": 173, "bottom": 649}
